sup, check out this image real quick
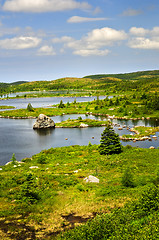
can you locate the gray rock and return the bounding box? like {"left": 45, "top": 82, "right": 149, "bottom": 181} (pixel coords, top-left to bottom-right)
{"left": 33, "top": 114, "right": 55, "bottom": 129}
{"left": 84, "top": 175, "right": 99, "bottom": 183}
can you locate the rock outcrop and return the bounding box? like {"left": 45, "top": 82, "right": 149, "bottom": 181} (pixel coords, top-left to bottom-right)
{"left": 33, "top": 114, "right": 55, "bottom": 129}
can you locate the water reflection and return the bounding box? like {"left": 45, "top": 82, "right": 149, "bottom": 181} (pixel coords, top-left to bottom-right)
{"left": 34, "top": 128, "right": 55, "bottom": 136}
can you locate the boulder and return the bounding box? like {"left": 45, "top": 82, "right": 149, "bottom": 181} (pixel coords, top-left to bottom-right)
{"left": 33, "top": 114, "right": 55, "bottom": 129}
{"left": 149, "top": 146, "right": 155, "bottom": 149}
{"left": 84, "top": 175, "right": 99, "bottom": 183}
{"left": 80, "top": 123, "right": 88, "bottom": 128}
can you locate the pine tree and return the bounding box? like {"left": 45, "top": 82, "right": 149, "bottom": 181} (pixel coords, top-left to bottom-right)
{"left": 58, "top": 100, "right": 65, "bottom": 108}
{"left": 99, "top": 125, "right": 122, "bottom": 155}
{"left": 27, "top": 103, "right": 34, "bottom": 112}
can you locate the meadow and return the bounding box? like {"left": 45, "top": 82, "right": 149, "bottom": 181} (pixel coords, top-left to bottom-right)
{"left": 0, "top": 145, "right": 159, "bottom": 239}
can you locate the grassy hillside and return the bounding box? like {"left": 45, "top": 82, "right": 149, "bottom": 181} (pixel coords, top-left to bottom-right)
{"left": 5, "top": 70, "right": 158, "bottom": 96}
{"left": 84, "top": 70, "right": 159, "bottom": 80}
{"left": 0, "top": 145, "right": 159, "bottom": 239}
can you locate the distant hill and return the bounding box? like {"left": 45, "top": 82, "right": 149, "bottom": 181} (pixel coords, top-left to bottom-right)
{"left": 84, "top": 70, "right": 159, "bottom": 81}
{"left": 9, "top": 81, "right": 28, "bottom": 86}
{"left": 2, "top": 70, "right": 159, "bottom": 94}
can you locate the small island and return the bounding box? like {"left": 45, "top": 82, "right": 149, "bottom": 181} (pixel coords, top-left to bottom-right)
{"left": 55, "top": 118, "right": 109, "bottom": 128}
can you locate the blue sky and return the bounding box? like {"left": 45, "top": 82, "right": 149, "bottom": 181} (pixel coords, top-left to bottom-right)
{"left": 0, "top": 0, "right": 159, "bottom": 82}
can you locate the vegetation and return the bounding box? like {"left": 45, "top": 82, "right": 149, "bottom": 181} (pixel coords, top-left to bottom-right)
{"left": 122, "top": 126, "right": 159, "bottom": 140}
{"left": 0, "top": 105, "right": 15, "bottom": 109}
{"left": 56, "top": 118, "right": 109, "bottom": 128}
{"left": 0, "top": 70, "right": 159, "bottom": 239}
{"left": 60, "top": 184, "right": 159, "bottom": 240}
{"left": 0, "top": 70, "right": 159, "bottom": 99}
{"left": 99, "top": 125, "right": 122, "bottom": 155}
{"left": 27, "top": 103, "right": 34, "bottom": 112}
{"left": 0, "top": 145, "right": 159, "bottom": 239}
{"left": 1, "top": 91, "right": 159, "bottom": 119}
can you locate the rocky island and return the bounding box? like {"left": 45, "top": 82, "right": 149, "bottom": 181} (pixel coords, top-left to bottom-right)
{"left": 33, "top": 114, "right": 55, "bottom": 129}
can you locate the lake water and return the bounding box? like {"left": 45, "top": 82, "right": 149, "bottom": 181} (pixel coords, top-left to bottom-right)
{"left": 0, "top": 95, "right": 106, "bottom": 110}
{"left": 0, "top": 114, "right": 158, "bottom": 166}
{"left": 0, "top": 96, "right": 158, "bottom": 165}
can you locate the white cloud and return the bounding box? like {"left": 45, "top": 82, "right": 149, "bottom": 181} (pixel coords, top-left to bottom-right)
{"left": 122, "top": 8, "right": 142, "bottom": 17}
{"left": 0, "top": 36, "right": 41, "bottom": 49}
{"left": 151, "top": 27, "right": 159, "bottom": 36}
{"left": 55, "top": 27, "right": 127, "bottom": 57}
{"left": 129, "top": 27, "right": 149, "bottom": 37}
{"left": 85, "top": 27, "right": 127, "bottom": 48}
{"left": 128, "top": 37, "right": 159, "bottom": 49}
{"left": 2, "top": 0, "right": 91, "bottom": 12}
{"left": 73, "top": 49, "right": 110, "bottom": 57}
{"left": 128, "top": 26, "right": 159, "bottom": 50}
{"left": 37, "top": 45, "right": 56, "bottom": 55}
{"left": 67, "top": 16, "right": 109, "bottom": 23}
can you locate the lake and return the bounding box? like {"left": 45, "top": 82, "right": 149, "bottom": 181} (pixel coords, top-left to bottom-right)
{"left": 0, "top": 95, "right": 106, "bottom": 110}
{"left": 0, "top": 114, "right": 158, "bottom": 166}
{"left": 0, "top": 95, "right": 158, "bottom": 165}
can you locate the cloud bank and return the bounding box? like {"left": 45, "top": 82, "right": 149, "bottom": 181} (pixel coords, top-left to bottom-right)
{"left": 2, "top": 0, "right": 91, "bottom": 12}
{"left": 53, "top": 27, "right": 127, "bottom": 56}
{"left": 0, "top": 36, "right": 41, "bottom": 49}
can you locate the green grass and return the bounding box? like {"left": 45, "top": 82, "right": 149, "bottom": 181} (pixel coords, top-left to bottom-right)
{"left": 0, "top": 105, "right": 15, "bottom": 109}
{"left": 0, "top": 145, "right": 159, "bottom": 239}
{"left": 56, "top": 118, "right": 109, "bottom": 128}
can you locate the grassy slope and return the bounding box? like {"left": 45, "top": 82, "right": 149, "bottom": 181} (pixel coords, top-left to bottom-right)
{"left": 0, "top": 145, "right": 159, "bottom": 239}
{"left": 6, "top": 70, "right": 159, "bottom": 93}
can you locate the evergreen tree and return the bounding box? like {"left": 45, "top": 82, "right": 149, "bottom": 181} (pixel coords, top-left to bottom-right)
{"left": 10, "top": 153, "right": 17, "bottom": 164}
{"left": 99, "top": 125, "right": 122, "bottom": 155}
{"left": 27, "top": 103, "right": 34, "bottom": 111}
{"left": 58, "top": 100, "right": 65, "bottom": 108}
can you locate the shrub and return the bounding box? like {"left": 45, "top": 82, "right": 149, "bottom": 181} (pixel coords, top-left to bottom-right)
{"left": 121, "top": 168, "right": 135, "bottom": 188}
{"left": 37, "top": 154, "right": 47, "bottom": 164}
{"left": 78, "top": 116, "right": 82, "bottom": 121}
{"left": 16, "top": 173, "right": 40, "bottom": 204}
{"left": 138, "top": 184, "right": 159, "bottom": 214}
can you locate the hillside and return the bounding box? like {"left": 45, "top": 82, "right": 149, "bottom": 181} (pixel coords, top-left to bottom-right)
{"left": 5, "top": 70, "right": 158, "bottom": 94}
{"left": 84, "top": 70, "right": 159, "bottom": 81}
{"left": 0, "top": 145, "right": 159, "bottom": 239}
{"left": 0, "top": 70, "right": 159, "bottom": 97}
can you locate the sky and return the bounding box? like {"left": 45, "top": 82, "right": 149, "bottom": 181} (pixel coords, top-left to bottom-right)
{"left": 0, "top": 0, "right": 159, "bottom": 82}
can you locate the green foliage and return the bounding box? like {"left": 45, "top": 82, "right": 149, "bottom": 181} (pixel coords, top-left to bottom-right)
{"left": 60, "top": 185, "right": 159, "bottom": 240}
{"left": 99, "top": 125, "right": 122, "bottom": 155}
{"left": 88, "top": 141, "right": 92, "bottom": 147}
{"left": 121, "top": 168, "right": 135, "bottom": 187}
{"left": 27, "top": 103, "right": 34, "bottom": 111}
{"left": 1, "top": 145, "right": 159, "bottom": 239}
{"left": 58, "top": 100, "right": 65, "bottom": 108}
{"left": 37, "top": 154, "right": 47, "bottom": 164}
{"left": 10, "top": 153, "right": 17, "bottom": 164}
{"left": 16, "top": 173, "right": 40, "bottom": 204}
{"left": 137, "top": 184, "right": 159, "bottom": 215}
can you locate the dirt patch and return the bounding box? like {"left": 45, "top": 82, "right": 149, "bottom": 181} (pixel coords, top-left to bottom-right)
{"left": 0, "top": 218, "right": 36, "bottom": 240}
{"left": 61, "top": 212, "right": 97, "bottom": 227}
